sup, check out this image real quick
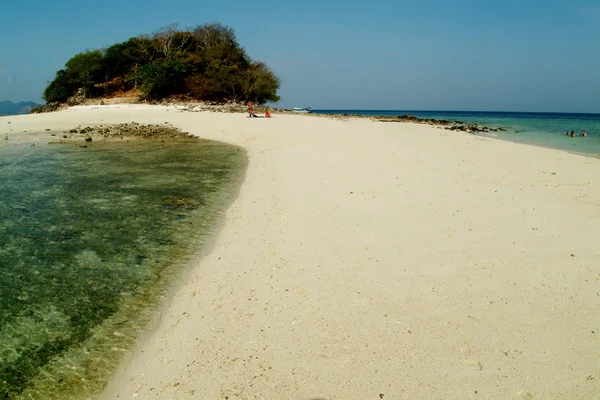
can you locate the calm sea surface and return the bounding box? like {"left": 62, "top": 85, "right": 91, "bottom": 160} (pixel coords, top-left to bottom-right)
{"left": 0, "top": 137, "right": 246, "bottom": 399}
{"left": 313, "top": 110, "right": 600, "bottom": 158}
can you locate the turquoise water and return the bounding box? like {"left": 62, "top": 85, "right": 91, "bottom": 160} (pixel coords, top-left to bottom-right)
{"left": 0, "top": 138, "right": 246, "bottom": 399}
{"left": 314, "top": 110, "right": 600, "bottom": 158}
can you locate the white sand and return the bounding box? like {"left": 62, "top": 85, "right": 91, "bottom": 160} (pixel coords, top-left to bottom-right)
{"left": 2, "top": 107, "right": 599, "bottom": 399}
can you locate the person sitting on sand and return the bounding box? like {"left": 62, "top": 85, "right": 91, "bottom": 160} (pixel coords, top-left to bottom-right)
{"left": 265, "top": 110, "right": 272, "bottom": 118}
{"left": 581, "top": 130, "right": 587, "bottom": 137}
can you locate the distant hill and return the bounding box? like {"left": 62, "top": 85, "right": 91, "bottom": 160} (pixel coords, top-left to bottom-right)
{"left": 0, "top": 100, "right": 41, "bottom": 116}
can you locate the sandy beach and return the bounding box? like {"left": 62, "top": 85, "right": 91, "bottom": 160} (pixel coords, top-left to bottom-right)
{"left": 3, "top": 106, "right": 599, "bottom": 399}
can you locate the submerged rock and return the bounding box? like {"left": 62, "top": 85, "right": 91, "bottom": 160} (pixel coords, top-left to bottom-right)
{"left": 50, "top": 123, "right": 198, "bottom": 144}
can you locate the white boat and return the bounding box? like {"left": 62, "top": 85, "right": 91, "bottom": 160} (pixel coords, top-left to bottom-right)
{"left": 291, "top": 107, "right": 312, "bottom": 113}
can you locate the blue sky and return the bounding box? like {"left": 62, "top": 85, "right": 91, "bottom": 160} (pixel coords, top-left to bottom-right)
{"left": 1, "top": 0, "right": 599, "bottom": 112}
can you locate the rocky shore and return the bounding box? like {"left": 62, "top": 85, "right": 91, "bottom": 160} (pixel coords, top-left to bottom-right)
{"left": 375, "top": 114, "right": 507, "bottom": 133}
{"left": 47, "top": 122, "right": 197, "bottom": 145}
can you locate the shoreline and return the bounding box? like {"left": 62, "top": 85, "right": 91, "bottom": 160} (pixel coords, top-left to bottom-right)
{"left": 2, "top": 106, "right": 600, "bottom": 399}
{"left": 0, "top": 117, "right": 248, "bottom": 399}
{"left": 20, "top": 102, "right": 600, "bottom": 159}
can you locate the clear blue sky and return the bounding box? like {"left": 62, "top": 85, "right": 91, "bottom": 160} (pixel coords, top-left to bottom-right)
{"left": 1, "top": 0, "right": 599, "bottom": 112}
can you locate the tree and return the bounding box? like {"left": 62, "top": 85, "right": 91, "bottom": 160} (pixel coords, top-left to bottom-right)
{"left": 43, "top": 70, "right": 73, "bottom": 102}
{"left": 152, "top": 24, "right": 194, "bottom": 60}
{"left": 137, "top": 59, "right": 188, "bottom": 98}
{"left": 191, "top": 23, "right": 238, "bottom": 54}
{"left": 242, "top": 62, "right": 281, "bottom": 104}
{"left": 64, "top": 50, "right": 104, "bottom": 97}
{"left": 102, "top": 41, "right": 133, "bottom": 79}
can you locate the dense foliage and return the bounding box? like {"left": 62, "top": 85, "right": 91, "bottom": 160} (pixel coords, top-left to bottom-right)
{"left": 43, "top": 23, "right": 280, "bottom": 104}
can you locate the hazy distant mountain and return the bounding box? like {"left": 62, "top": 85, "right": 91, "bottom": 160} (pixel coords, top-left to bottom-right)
{"left": 0, "top": 100, "right": 41, "bottom": 116}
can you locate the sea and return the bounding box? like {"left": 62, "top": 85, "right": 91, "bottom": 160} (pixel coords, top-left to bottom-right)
{"left": 312, "top": 110, "right": 600, "bottom": 158}
{"left": 0, "top": 134, "right": 246, "bottom": 399}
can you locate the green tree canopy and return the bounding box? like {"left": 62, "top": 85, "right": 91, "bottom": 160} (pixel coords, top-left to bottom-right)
{"left": 43, "top": 23, "right": 280, "bottom": 104}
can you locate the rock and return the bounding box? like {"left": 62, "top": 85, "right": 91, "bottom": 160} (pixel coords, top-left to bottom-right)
{"left": 399, "top": 114, "right": 417, "bottom": 120}
{"left": 67, "top": 88, "right": 86, "bottom": 106}
{"left": 30, "top": 102, "right": 62, "bottom": 114}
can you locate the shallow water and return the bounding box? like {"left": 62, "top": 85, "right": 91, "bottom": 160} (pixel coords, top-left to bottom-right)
{"left": 0, "top": 138, "right": 246, "bottom": 399}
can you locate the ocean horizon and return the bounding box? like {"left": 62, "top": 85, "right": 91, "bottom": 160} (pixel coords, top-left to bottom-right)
{"left": 312, "top": 109, "right": 600, "bottom": 115}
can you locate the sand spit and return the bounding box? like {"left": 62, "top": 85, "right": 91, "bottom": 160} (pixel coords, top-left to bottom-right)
{"left": 2, "top": 107, "right": 599, "bottom": 399}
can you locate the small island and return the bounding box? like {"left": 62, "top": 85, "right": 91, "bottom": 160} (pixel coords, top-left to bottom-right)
{"left": 34, "top": 23, "right": 280, "bottom": 112}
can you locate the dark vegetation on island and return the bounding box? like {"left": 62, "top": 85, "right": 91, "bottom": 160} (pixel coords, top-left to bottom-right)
{"left": 36, "top": 23, "right": 280, "bottom": 111}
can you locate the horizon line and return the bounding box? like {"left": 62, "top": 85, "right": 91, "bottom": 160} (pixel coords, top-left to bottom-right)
{"left": 307, "top": 109, "right": 600, "bottom": 115}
